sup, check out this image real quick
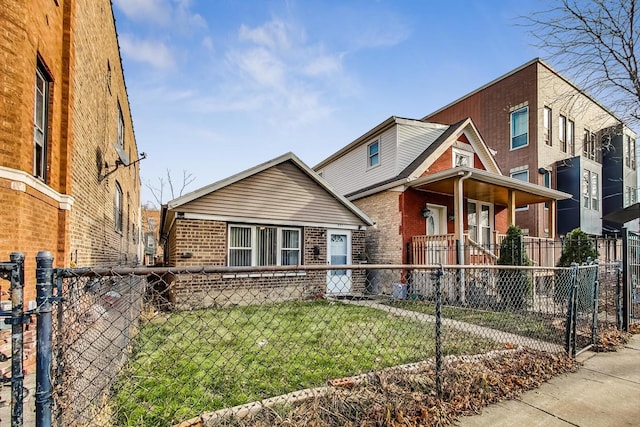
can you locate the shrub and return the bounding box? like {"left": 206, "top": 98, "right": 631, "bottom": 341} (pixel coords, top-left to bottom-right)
{"left": 554, "top": 228, "right": 599, "bottom": 307}
{"left": 497, "top": 225, "right": 532, "bottom": 310}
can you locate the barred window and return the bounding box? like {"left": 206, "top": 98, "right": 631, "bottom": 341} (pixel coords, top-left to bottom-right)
{"left": 228, "top": 225, "right": 301, "bottom": 266}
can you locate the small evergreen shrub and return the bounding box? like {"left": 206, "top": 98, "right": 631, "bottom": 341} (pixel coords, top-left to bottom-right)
{"left": 497, "top": 225, "right": 532, "bottom": 310}
{"left": 554, "top": 228, "right": 599, "bottom": 306}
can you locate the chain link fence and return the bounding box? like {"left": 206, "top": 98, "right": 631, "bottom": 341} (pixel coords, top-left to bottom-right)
{"left": 41, "top": 263, "right": 605, "bottom": 426}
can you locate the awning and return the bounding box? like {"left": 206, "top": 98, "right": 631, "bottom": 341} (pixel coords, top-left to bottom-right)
{"left": 602, "top": 203, "right": 640, "bottom": 224}
{"left": 408, "top": 167, "right": 572, "bottom": 206}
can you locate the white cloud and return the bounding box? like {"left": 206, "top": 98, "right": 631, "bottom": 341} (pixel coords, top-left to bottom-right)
{"left": 303, "top": 54, "right": 343, "bottom": 77}
{"left": 230, "top": 48, "right": 286, "bottom": 88}
{"left": 201, "top": 36, "right": 214, "bottom": 52}
{"left": 118, "top": 34, "right": 175, "bottom": 70}
{"left": 113, "top": 0, "right": 170, "bottom": 24}
{"left": 238, "top": 20, "right": 292, "bottom": 50}
{"left": 113, "top": 0, "right": 206, "bottom": 33}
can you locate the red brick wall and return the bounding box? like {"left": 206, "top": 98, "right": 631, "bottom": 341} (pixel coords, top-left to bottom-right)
{"left": 426, "top": 62, "right": 541, "bottom": 235}
{"left": 0, "top": 0, "right": 140, "bottom": 372}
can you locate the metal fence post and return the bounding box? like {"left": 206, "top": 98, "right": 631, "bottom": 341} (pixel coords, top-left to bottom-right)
{"left": 434, "top": 265, "right": 444, "bottom": 398}
{"left": 565, "top": 263, "right": 579, "bottom": 355}
{"left": 591, "top": 261, "right": 600, "bottom": 344}
{"left": 10, "top": 252, "right": 25, "bottom": 427}
{"left": 616, "top": 260, "right": 623, "bottom": 330}
{"left": 35, "top": 251, "right": 54, "bottom": 427}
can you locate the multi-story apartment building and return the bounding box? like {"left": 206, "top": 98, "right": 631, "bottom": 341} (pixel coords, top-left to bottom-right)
{"left": 0, "top": 0, "right": 142, "bottom": 306}
{"left": 424, "top": 58, "right": 638, "bottom": 237}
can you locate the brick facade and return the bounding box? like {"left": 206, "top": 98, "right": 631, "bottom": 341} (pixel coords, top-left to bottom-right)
{"left": 164, "top": 219, "right": 366, "bottom": 308}
{"left": 425, "top": 59, "right": 633, "bottom": 237}
{"left": 0, "top": 0, "right": 140, "bottom": 372}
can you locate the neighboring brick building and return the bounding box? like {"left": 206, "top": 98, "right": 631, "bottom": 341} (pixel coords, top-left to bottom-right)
{"left": 424, "top": 58, "right": 639, "bottom": 237}
{"left": 0, "top": 0, "right": 141, "bottom": 369}
{"left": 142, "top": 206, "right": 162, "bottom": 265}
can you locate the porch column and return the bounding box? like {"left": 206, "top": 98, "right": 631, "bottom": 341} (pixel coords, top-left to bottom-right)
{"left": 548, "top": 199, "right": 556, "bottom": 239}
{"left": 453, "top": 177, "right": 463, "bottom": 239}
{"left": 507, "top": 189, "right": 516, "bottom": 226}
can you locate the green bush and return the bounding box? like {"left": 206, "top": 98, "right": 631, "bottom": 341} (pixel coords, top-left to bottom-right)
{"left": 497, "top": 225, "right": 532, "bottom": 310}
{"left": 554, "top": 228, "right": 598, "bottom": 306}
{"left": 556, "top": 228, "right": 598, "bottom": 267}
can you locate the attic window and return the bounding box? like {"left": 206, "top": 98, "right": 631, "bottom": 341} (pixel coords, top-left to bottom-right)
{"left": 452, "top": 148, "right": 472, "bottom": 168}
{"left": 368, "top": 140, "right": 379, "bottom": 168}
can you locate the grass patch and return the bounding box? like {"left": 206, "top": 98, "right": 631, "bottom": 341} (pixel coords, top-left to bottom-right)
{"left": 389, "top": 301, "right": 561, "bottom": 343}
{"left": 113, "top": 299, "right": 498, "bottom": 425}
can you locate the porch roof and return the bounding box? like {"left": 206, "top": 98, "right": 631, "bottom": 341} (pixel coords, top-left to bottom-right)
{"left": 408, "top": 166, "right": 571, "bottom": 206}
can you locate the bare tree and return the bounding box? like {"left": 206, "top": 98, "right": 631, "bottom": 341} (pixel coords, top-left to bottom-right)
{"left": 146, "top": 169, "right": 196, "bottom": 207}
{"left": 524, "top": 0, "right": 640, "bottom": 127}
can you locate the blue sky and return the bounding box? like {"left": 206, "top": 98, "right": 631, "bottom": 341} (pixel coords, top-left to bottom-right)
{"left": 112, "top": 0, "right": 545, "bottom": 207}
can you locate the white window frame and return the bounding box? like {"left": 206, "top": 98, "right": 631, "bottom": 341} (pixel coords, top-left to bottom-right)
{"left": 227, "top": 224, "right": 301, "bottom": 267}
{"left": 568, "top": 119, "right": 575, "bottom": 156}
{"left": 452, "top": 148, "right": 473, "bottom": 168}
{"left": 114, "top": 182, "right": 123, "bottom": 233}
{"left": 582, "top": 169, "right": 600, "bottom": 211}
{"left": 510, "top": 169, "right": 530, "bottom": 211}
{"left": 559, "top": 115, "right": 567, "bottom": 153}
{"left": 34, "top": 65, "right": 49, "bottom": 181}
{"left": 367, "top": 140, "right": 380, "bottom": 168}
{"left": 510, "top": 106, "right": 529, "bottom": 150}
{"left": 467, "top": 199, "right": 494, "bottom": 247}
{"left": 543, "top": 106, "right": 552, "bottom": 146}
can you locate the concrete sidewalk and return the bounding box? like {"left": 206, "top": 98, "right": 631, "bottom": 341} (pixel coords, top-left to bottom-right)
{"left": 457, "top": 334, "right": 640, "bottom": 427}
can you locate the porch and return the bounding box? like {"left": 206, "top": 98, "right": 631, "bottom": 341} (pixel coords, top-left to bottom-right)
{"left": 411, "top": 233, "right": 560, "bottom": 267}
{"left": 405, "top": 166, "right": 571, "bottom": 267}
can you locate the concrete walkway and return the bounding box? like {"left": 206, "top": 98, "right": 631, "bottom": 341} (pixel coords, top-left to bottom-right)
{"left": 456, "top": 333, "right": 640, "bottom": 426}
{"left": 345, "top": 299, "right": 564, "bottom": 353}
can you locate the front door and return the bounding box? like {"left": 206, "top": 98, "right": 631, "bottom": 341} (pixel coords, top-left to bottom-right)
{"left": 425, "top": 204, "right": 446, "bottom": 236}
{"left": 425, "top": 205, "right": 447, "bottom": 263}
{"left": 326, "top": 230, "right": 351, "bottom": 294}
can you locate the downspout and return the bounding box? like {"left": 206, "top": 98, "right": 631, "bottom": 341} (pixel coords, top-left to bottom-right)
{"left": 457, "top": 171, "right": 472, "bottom": 303}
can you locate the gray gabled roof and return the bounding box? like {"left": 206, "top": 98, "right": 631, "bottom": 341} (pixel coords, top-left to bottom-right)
{"left": 166, "top": 152, "right": 374, "bottom": 226}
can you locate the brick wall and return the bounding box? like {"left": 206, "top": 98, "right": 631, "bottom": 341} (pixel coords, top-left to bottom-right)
{"left": 0, "top": 0, "right": 140, "bottom": 372}
{"left": 353, "top": 191, "right": 403, "bottom": 264}
{"left": 165, "top": 219, "right": 367, "bottom": 308}
{"left": 69, "top": 0, "right": 141, "bottom": 267}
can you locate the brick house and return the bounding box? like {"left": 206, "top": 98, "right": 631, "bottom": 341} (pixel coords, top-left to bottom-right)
{"left": 0, "top": 0, "right": 141, "bottom": 368}
{"left": 423, "top": 58, "right": 639, "bottom": 237}
{"left": 141, "top": 206, "right": 162, "bottom": 265}
{"left": 314, "top": 117, "right": 570, "bottom": 268}
{"left": 159, "top": 153, "right": 373, "bottom": 308}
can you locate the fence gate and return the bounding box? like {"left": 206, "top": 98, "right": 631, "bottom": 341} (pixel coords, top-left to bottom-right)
{"left": 623, "top": 229, "right": 640, "bottom": 329}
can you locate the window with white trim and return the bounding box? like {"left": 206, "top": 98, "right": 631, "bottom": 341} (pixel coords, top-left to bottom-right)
{"left": 228, "top": 225, "right": 301, "bottom": 266}
{"left": 510, "top": 107, "right": 528, "bottom": 149}
{"left": 467, "top": 200, "right": 493, "bottom": 247}
{"left": 510, "top": 170, "right": 529, "bottom": 210}
{"left": 114, "top": 182, "right": 123, "bottom": 232}
{"left": 367, "top": 140, "right": 379, "bottom": 167}
{"left": 568, "top": 119, "right": 575, "bottom": 155}
{"left": 625, "top": 135, "right": 637, "bottom": 170}
{"left": 582, "top": 170, "right": 599, "bottom": 211}
{"left": 559, "top": 115, "right": 567, "bottom": 152}
{"left": 453, "top": 148, "right": 472, "bottom": 167}
{"left": 543, "top": 106, "right": 552, "bottom": 146}
{"left": 34, "top": 63, "right": 50, "bottom": 180}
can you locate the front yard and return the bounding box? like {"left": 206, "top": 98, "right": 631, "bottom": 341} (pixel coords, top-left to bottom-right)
{"left": 112, "top": 299, "right": 499, "bottom": 426}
